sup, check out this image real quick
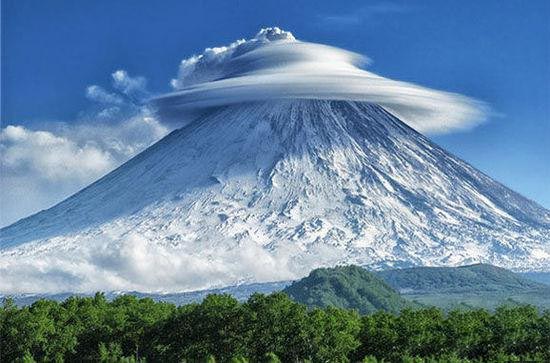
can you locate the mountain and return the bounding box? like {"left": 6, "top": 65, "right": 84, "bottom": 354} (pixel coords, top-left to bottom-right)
{"left": 378, "top": 263, "right": 550, "bottom": 310}
{"left": 1, "top": 100, "right": 549, "bottom": 293}
{"left": 283, "top": 265, "right": 412, "bottom": 314}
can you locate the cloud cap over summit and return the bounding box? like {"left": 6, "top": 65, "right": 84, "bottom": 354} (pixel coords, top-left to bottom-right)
{"left": 155, "top": 27, "right": 489, "bottom": 134}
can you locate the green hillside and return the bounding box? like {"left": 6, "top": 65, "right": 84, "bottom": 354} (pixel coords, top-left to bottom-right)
{"left": 377, "top": 263, "right": 543, "bottom": 293}
{"left": 283, "top": 265, "right": 413, "bottom": 314}
{"left": 520, "top": 271, "right": 550, "bottom": 286}
{"left": 377, "top": 263, "right": 550, "bottom": 310}
{"left": 283, "top": 264, "right": 550, "bottom": 312}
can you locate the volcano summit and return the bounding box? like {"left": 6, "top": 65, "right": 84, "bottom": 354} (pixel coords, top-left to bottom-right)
{"left": 1, "top": 28, "right": 548, "bottom": 293}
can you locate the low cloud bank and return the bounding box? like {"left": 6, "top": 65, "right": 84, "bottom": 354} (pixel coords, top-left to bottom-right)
{"left": 0, "top": 232, "right": 303, "bottom": 293}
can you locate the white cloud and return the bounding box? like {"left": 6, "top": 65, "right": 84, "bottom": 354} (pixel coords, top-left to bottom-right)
{"left": 158, "top": 27, "right": 489, "bottom": 134}
{"left": 1, "top": 125, "right": 114, "bottom": 181}
{"left": 170, "top": 27, "right": 295, "bottom": 89}
{"left": 0, "top": 116, "right": 169, "bottom": 227}
{"left": 86, "top": 85, "right": 125, "bottom": 105}
{"left": 0, "top": 70, "right": 170, "bottom": 227}
{"left": 0, "top": 233, "right": 299, "bottom": 293}
{"left": 112, "top": 69, "right": 149, "bottom": 101}
{"left": 0, "top": 125, "right": 112, "bottom": 227}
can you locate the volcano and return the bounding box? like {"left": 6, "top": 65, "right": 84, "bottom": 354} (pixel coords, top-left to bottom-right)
{"left": 1, "top": 99, "right": 549, "bottom": 293}
{"left": 2, "top": 28, "right": 550, "bottom": 293}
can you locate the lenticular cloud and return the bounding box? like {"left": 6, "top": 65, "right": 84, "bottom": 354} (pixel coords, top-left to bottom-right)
{"left": 154, "top": 27, "right": 488, "bottom": 134}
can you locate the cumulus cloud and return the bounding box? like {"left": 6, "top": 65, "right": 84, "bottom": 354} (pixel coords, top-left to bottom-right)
{"left": 1, "top": 71, "right": 170, "bottom": 227}
{"left": 1, "top": 125, "right": 114, "bottom": 182}
{"left": 156, "top": 27, "right": 488, "bottom": 134}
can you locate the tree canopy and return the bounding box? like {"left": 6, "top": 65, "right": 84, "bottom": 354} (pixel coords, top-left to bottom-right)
{"left": 1, "top": 292, "right": 549, "bottom": 362}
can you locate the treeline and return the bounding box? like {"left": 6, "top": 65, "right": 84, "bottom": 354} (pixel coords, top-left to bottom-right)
{"left": 1, "top": 292, "right": 549, "bottom": 362}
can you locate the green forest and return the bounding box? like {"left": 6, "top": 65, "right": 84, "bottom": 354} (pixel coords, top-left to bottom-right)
{"left": 1, "top": 292, "right": 549, "bottom": 363}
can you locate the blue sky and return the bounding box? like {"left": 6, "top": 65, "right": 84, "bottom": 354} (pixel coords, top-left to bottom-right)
{"left": 2, "top": 0, "right": 549, "bottom": 213}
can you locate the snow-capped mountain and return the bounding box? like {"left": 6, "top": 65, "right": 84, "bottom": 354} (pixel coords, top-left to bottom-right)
{"left": 1, "top": 100, "right": 549, "bottom": 293}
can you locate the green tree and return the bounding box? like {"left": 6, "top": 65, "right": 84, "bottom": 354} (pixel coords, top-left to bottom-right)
{"left": 107, "top": 295, "right": 174, "bottom": 360}
{"left": 443, "top": 309, "right": 492, "bottom": 359}
{"left": 244, "top": 293, "right": 310, "bottom": 361}
{"left": 263, "top": 352, "right": 281, "bottom": 363}
{"left": 396, "top": 308, "right": 446, "bottom": 358}
{"left": 63, "top": 292, "right": 112, "bottom": 361}
{"left": 537, "top": 310, "right": 550, "bottom": 360}
{"left": 307, "top": 307, "right": 361, "bottom": 362}
{"left": 355, "top": 310, "right": 400, "bottom": 360}
{"left": 15, "top": 350, "right": 37, "bottom": 363}
{"left": 0, "top": 298, "right": 76, "bottom": 361}
{"left": 156, "top": 294, "right": 246, "bottom": 361}
{"left": 1, "top": 292, "right": 549, "bottom": 362}
{"left": 489, "top": 305, "right": 540, "bottom": 357}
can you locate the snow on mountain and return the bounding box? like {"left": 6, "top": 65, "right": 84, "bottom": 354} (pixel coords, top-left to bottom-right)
{"left": 1, "top": 100, "right": 549, "bottom": 293}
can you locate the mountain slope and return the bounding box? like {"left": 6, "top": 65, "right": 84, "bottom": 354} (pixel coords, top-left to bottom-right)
{"left": 1, "top": 100, "right": 549, "bottom": 293}
{"left": 377, "top": 263, "right": 547, "bottom": 293}
{"left": 520, "top": 272, "right": 550, "bottom": 286}
{"left": 283, "top": 265, "right": 412, "bottom": 313}
{"left": 378, "top": 263, "right": 550, "bottom": 310}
